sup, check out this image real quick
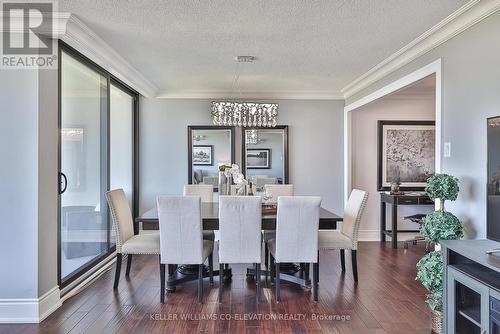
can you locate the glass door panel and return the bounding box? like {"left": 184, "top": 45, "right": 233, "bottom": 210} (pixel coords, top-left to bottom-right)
{"left": 60, "top": 51, "right": 109, "bottom": 281}
{"left": 110, "top": 83, "right": 134, "bottom": 246}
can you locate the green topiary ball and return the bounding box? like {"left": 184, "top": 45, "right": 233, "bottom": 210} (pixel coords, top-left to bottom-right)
{"left": 416, "top": 251, "right": 443, "bottom": 311}
{"left": 421, "top": 211, "right": 463, "bottom": 243}
{"left": 425, "top": 174, "right": 459, "bottom": 202}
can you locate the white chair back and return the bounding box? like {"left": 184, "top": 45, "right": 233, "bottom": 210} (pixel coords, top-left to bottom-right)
{"left": 340, "top": 189, "right": 369, "bottom": 245}
{"left": 157, "top": 196, "right": 204, "bottom": 264}
{"left": 184, "top": 184, "right": 213, "bottom": 202}
{"left": 265, "top": 184, "right": 294, "bottom": 202}
{"left": 275, "top": 196, "right": 321, "bottom": 263}
{"left": 106, "top": 189, "right": 134, "bottom": 253}
{"left": 218, "top": 196, "right": 262, "bottom": 263}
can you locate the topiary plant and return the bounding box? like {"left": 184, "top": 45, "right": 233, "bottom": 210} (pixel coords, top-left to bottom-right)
{"left": 416, "top": 251, "right": 444, "bottom": 311}
{"left": 425, "top": 174, "right": 459, "bottom": 206}
{"left": 420, "top": 211, "right": 463, "bottom": 244}
{"left": 416, "top": 173, "right": 463, "bottom": 323}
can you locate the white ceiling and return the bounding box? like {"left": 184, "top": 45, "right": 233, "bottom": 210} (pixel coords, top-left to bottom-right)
{"left": 59, "top": 0, "right": 469, "bottom": 98}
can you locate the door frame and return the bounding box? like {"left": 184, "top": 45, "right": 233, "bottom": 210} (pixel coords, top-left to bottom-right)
{"left": 57, "top": 41, "right": 140, "bottom": 289}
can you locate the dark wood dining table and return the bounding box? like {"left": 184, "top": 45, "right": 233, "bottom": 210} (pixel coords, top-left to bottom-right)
{"left": 135, "top": 202, "right": 343, "bottom": 232}
{"left": 135, "top": 202, "right": 343, "bottom": 291}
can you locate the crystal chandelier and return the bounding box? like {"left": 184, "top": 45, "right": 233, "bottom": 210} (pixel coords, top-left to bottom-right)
{"left": 245, "top": 129, "right": 259, "bottom": 145}
{"left": 211, "top": 101, "right": 278, "bottom": 127}
{"left": 488, "top": 117, "right": 500, "bottom": 127}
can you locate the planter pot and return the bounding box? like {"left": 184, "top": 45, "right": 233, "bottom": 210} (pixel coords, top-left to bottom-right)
{"left": 218, "top": 172, "right": 231, "bottom": 195}
{"left": 431, "top": 310, "right": 443, "bottom": 334}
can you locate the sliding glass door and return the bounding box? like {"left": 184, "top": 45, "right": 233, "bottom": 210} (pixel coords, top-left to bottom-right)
{"left": 58, "top": 44, "right": 138, "bottom": 287}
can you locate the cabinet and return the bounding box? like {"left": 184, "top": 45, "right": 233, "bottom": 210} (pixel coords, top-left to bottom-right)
{"left": 442, "top": 240, "right": 500, "bottom": 334}
{"left": 447, "top": 267, "right": 489, "bottom": 333}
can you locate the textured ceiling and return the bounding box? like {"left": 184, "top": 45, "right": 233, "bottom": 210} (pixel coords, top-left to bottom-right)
{"left": 59, "top": 0, "right": 469, "bottom": 97}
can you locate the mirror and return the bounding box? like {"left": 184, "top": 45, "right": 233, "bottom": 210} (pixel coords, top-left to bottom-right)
{"left": 188, "top": 126, "right": 235, "bottom": 191}
{"left": 242, "top": 126, "right": 288, "bottom": 190}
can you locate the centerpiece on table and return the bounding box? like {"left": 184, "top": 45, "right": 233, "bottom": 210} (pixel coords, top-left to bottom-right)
{"left": 218, "top": 164, "right": 248, "bottom": 195}
{"left": 415, "top": 173, "right": 463, "bottom": 333}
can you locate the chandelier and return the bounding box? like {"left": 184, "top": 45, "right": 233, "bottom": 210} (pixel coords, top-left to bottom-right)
{"left": 211, "top": 55, "right": 278, "bottom": 127}
{"left": 245, "top": 129, "right": 259, "bottom": 144}
{"left": 211, "top": 101, "right": 278, "bottom": 127}
{"left": 488, "top": 117, "right": 500, "bottom": 127}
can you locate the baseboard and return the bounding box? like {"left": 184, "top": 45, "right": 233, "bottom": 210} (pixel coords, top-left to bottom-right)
{"left": 358, "top": 229, "right": 421, "bottom": 242}
{"left": 358, "top": 230, "right": 381, "bottom": 241}
{"left": 0, "top": 286, "right": 61, "bottom": 324}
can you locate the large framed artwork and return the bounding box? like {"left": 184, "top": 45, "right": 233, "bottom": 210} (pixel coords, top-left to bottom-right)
{"left": 193, "top": 145, "right": 213, "bottom": 166}
{"left": 377, "top": 120, "right": 435, "bottom": 191}
{"left": 246, "top": 149, "right": 271, "bottom": 169}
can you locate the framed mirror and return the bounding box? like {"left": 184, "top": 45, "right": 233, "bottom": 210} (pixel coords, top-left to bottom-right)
{"left": 241, "top": 125, "right": 289, "bottom": 190}
{"left": 188, "top": 126, "right": 235, "bottom": 191}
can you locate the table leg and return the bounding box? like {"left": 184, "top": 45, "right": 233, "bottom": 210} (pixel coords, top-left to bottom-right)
{"left": 391, "top": 204, "right": 398, "bottom": 249}
{"left": 380, "top": 200, "right": 386, "bottom": 242}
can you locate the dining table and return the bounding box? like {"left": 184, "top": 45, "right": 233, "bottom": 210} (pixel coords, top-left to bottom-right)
{"left": 135, "top": 202, "right": 343, "bottom": 291}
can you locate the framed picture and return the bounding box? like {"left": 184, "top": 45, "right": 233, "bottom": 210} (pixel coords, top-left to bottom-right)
{"left": 246, "top": 149, "right": 271, "bottom": 169}
{"left": 192, "top": 145, "right": 213, "bottom": 165}
{"left": 378, "top": 120, "right": 435, "bottom": 191}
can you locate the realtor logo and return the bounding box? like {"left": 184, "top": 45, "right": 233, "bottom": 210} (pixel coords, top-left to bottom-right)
{"left": 1, "top": 1, "right": 57, "bottom": 69}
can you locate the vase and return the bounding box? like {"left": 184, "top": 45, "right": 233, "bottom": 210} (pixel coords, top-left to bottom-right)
{"left": 431, "top": 310, "right": 443, "bottom": 334}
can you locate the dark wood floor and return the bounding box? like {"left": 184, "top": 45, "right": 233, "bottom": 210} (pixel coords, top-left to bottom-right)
{"left": 1, "top": 242, "right": 433, "bottom": 334}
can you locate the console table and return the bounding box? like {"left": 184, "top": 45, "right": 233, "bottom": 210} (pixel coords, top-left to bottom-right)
{"left": 442, "top": 239, "right": 500, "bottom": 334}
{"left": 380, "top": 192, "right": 434, "bottom": 248}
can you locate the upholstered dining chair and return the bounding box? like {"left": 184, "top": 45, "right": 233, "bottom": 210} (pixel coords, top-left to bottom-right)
{"left": 218, "top": 196, "right": 262, "bottom": 303}
{"left": 318, "top": 189, "right": 368, "bottom": 282}
{"left": 184, "top": 184, "right": 215, "bottom": 242}
{"left": 157, "top": 196, "right": 214, "bottom": 304}
{"left": 262, "top": 184, "right": 294, "bottom": 268}
{"left": 106, "top": 189, "right": 160, "bottom": 289}
{"left": 267, "top": 196, "right": 321, "bottom": 302}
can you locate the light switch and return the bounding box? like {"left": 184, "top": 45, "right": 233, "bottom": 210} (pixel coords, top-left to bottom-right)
{"left": 444, "top": 142, "right": 451, "bottom": 158}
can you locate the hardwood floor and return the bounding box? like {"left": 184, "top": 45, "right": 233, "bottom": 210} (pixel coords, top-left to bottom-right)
{"left": 0, "top": 242, "right": 433, "bottom": 334}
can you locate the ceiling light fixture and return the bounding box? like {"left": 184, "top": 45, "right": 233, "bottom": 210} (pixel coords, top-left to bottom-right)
{"left": 211, "top": 56, "right": 278, "bottom": 127}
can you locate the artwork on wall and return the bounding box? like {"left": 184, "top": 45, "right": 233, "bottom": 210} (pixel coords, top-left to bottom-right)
{"left": 193, "top": 145, "right": 213, "bottom": 165}
{"left": 378, "top": 120, "right": 435, "bottom": 191}
{"left": 246, "top": 149, "right": 271, "bottom": 169}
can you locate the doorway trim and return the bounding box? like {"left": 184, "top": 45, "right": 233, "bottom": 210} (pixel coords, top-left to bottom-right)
{"left": 343, "top": 58, "right": 442, "bottom": 203}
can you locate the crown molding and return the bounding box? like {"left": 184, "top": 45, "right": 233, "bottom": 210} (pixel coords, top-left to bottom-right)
{"left": 61, "top": 14, "right": 158, "bottom": 97}
{"left": 341, "top": 0, "right": 500, "bottom": 99}
{"left": 155, "top": 90, "right": 344, "bottom": 100}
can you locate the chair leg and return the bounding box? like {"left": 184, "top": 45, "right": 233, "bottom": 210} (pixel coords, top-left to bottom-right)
{"left": 198, "top": 264, "right": 204, "bottom": 304}
{"left": 255, "top": 263, "right": 261, "bottom": 304}
{"left": 160, "top": 261, "right": 166, "bottom": 304}
{"left": 312, "top": 261, "right": 319, "bottom": 302}
{"left": 218, "top": 263, "right": 224, "bottom": 303}
{"left": 125, "top": 255, "right": 133, "bottom": 277}
{"left": 208, "top": 254, "right": 214, "bottom": 285}
{"left": 340, "top": 249, "right": 346, "bottom": 272}
{"left": 113, "top": 253, "right": 122, "bottom": 289}
{"left": 265, "top": 246, "right": 269, "bottom": 269}
{"left": 275, "top": 262, "right": 280, "bottom": 303}
{"left": 270, "top": 254, "right": 276, "bottom": 284}
{"left": 352, "top": 250, "right": 358, "bottom": 282}
{"left": 304, "top": 263, "right": 310, "bottom": 283}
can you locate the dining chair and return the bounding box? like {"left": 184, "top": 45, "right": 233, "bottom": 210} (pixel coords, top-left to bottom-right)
{"left": 218, "top": 196, "right": 262, "bottom": 303}
{"left": 184, "top": 184, "right": 215, "bottom": 242}
{"left": 318, "top": 189, "right": 368, "bottom": 282}
{"left": 106, "top": 189, "right": 160, "bottom": 289}
{"left": 262, "top": 184, "right": 294, "bottom": 268}
{"left": 157, "top": 196, "right": 214, "bottom": 304}
{"left": 267, "top": 196, "right": 321, "bottom": 302}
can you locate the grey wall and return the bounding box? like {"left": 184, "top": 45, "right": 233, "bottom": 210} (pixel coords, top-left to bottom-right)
{"left": 346, "top": 11, "right": 500, "bottom": 239}
{"left": 140, "top": 99, "right": 345, "bottom": 215}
